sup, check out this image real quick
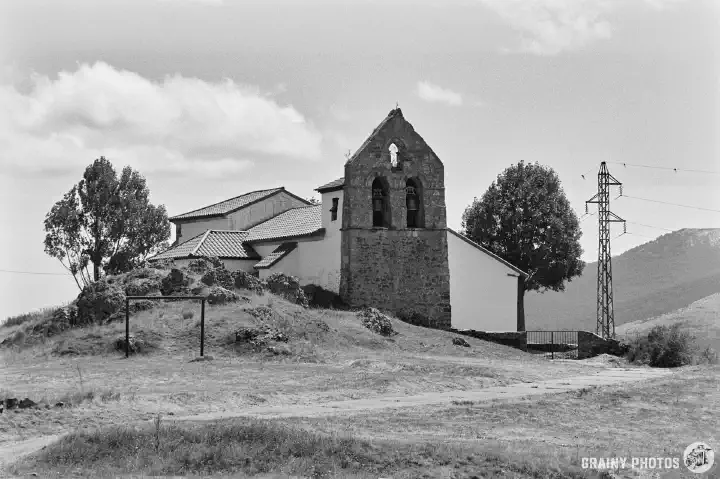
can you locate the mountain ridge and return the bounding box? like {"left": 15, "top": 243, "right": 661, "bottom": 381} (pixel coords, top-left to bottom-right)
{"left": 526, "top": 228, "right": 720, "bottom": 331}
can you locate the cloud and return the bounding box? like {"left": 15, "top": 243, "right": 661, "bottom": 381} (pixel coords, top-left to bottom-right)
{"left": 156, "top": 0, "right": 224, "bottom": 5}
{"left": 0, "top": 62, "right": 322, "bottom": 178}
{"left": 416, "top": 81, "right": 464, "bottom": 107}
{"left": 478, "top": 0, "right": 688, "bottom": 55}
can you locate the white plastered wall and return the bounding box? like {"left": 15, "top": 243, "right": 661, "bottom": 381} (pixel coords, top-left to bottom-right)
{"left": 447, "top": 231, "right": 519, "bottom": 332}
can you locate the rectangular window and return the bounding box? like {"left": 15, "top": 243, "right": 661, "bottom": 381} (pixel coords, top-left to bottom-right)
{"left": 330, "top": 198, "right": 339, "bottom": 221}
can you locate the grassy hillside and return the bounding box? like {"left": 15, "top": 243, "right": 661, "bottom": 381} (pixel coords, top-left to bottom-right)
{"left": 616, "top": 292, "right": 720, "bottom": 352}
{"left": 526, "top": 228, "right": 720, "bottom": 331}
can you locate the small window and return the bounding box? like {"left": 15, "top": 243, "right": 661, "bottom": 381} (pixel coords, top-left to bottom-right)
{"left": 176, "top": 223, "right": 182, "bottom": 239}
{"left": 330, "top": 197, "right": 339, "bottom": 221}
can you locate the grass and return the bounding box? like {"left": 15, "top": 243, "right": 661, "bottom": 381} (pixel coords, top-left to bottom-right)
{"left": 2, "top": 305, "right": 63, "bottom": 328}
{"left": 9, "top": 416, "right": 602, "bottom": 478}
{"left": 0, "top": 288, "right": 600, "bottom": 447}
{"left": 278, "top": 365, "right": 719, "bottom": 475}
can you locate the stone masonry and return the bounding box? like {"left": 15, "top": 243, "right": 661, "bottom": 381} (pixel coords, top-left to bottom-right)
{"left": 339, "top": 108, "right": 451, "bottom": 329}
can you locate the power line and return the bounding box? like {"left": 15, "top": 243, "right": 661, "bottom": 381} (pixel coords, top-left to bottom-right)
{"left": 620, "top": 195, "right": 720, "bottom": 213}
{"left": 0, "top": 269, "right": 72, "bottom": 276}
{"left": 625, "top": 221, "right": 674, "bottom": 232}
{"left": 608, "top": 161, "right": 720, "bottom": 176}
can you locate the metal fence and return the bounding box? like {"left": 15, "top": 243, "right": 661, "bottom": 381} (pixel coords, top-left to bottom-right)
{"left": 526, "top": 330, "right": 579, "bottom": 359}
{"left": 125, "top": 295, "right": 206, "bottom": 359}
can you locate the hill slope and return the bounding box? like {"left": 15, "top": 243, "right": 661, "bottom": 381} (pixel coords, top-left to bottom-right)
{"left": 615, "top": 293, "right": 720, "bottom": 352}
{"left": 526, "top": 228, "right": 720, "bottom": 331}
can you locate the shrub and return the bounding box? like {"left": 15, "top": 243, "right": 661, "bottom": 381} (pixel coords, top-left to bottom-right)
{"left": 302, "top": 284, "right": 346, "bottom": 309}
{"left": 201, "top": 266, "right": 234, "bottom": 290}
{"left": 187, "top": 258, "right": 211, "bottom": 274}
{"left": 113, "top": 333, "right": 157, "bottom": 355}
{"left": 182, "top": 309, "right": 195, "bottom": 320}
{"left": 233, "top": 270, "right": 265, "bottom": 294}
{"left": 76, "top": 280, "right": 126, "bottom": 325}
{"left": 125, "top": 278, "right": 162, "bottom": 297}
{"left": 160, "top": 268, "right": 191, "bottom": 296}
{"left": 207, "top": 286, "right": 240, "bottom": 305}
{"left": 624, "top": 324, "right": 697, "bottom": 368}
{"left": 266, "top": 273, "right": 308, "bottom": 307}
{"left": 358, "top": 308, "right": 397, "bottom": 336}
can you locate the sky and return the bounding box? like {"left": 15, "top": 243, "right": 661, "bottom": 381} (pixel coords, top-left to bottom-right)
{"left": 0, "top": 0, "right": 718, "bottom": 321}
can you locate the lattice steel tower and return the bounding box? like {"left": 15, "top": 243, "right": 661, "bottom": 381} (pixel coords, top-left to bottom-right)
{"left": 585, "top": 162, "right": 625, "bottom": 339}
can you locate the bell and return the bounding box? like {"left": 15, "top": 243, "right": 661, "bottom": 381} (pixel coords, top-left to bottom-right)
{"left": 373, "top": 198, "right": 383, "bottom": 212}
{"left": 407, "top": 196, "right": 418, "bottom": 211}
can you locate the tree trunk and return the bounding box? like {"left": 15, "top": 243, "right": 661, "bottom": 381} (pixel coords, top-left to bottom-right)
{"left": 93, "top": 217, "right": 101, "bottom": 282}
{"left": 517, "top": 275, "right": 526, "bottom": 332}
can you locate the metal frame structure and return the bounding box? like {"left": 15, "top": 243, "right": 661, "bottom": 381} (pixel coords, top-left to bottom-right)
{"left": 585, "top": 162, "right": 625, "bottom": 339}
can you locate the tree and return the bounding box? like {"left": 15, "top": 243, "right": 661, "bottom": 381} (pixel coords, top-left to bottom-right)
{"left": 461, "top": 161, "right": 585, "bottom": 331}
{"left": 44, "top": 157, "right": 171, "bottom": 289}
{"left": 306, "top": 196, "right": 321, "bottom": 205}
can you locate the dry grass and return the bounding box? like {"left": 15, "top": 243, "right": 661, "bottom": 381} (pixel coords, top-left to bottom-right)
{"left": 9, "top": 415, "right": 599, "bottom": 479}
{"left": 278, "top": 365, "right": 719, "bottom": 474}
{"left": 0, "top": 290, "right": 600, "bottom": 447}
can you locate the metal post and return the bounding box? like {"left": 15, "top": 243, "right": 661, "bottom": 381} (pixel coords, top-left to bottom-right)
{"left": 551, "top": 331, "right": 554, "bottom": 360}
{"left": 125, "top": 298, "right": 130, "bottom": 359}
{"left": 200, "top": 299, "right": 205, "bottom": 357}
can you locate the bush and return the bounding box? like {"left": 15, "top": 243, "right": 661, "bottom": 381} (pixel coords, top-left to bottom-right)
{"left": 266, "top": 273, "right": 308, "bottom": 307}
{"left": 125, "top": 278, "right": 162, "bottom": 297}
{"left": 302, "top": 284, "right": 346, "bottom": 309}
{"left": 76, "top": 280, "right": 126, "bottom": 325}
{"left": 207, "top": 286, "right": 240, "bottom": 305}
{"left": 114, "top": 334, "right": 151, "bottom": 355}
{"left": 357, "top": 308, "right": 398, "bottom": 336}
{"left": 201, "top": 266, "right": 234, "bottom": 290}
{"left": 160, "top": 268, "right": 191, "bottom": 296}
{"left": 624, "top": 324, "right": 697, "bottom": 368}
{"left": 233, "top": 270, "right": 265, "bottom": 294}
{"left": 187, "top": 258, "right": 211, "bottom": 274}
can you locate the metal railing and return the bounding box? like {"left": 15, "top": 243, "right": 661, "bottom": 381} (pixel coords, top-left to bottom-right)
{"left": 125, "top": 296, "right": 206, "bottom": 359}
{"left": 526, "top": 330, "right": 579, "bottom": 359}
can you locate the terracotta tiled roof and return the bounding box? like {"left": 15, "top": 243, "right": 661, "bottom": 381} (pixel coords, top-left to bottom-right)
{"left": 315, "top": 177, "right": 345, "bottom": 193}
{"left": 151, "top": 230, "right": 260, "bottom": 261}
{"left": 254, "top": 242, "right": 297, "bottom": 269}
{"left": 245, "top": 205, "right": 323, "bottom": 243}
{"left": 169, "top": 188, "right": 285, "bottom": 221}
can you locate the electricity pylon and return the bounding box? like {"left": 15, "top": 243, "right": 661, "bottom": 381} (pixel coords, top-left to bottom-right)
{"left": 585, "top": 162, "right": 625, "bottom": 339}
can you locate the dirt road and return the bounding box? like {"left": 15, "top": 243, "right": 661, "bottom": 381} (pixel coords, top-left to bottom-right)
{"left": 0, "top": 367, "right": 672, "bottom": 476}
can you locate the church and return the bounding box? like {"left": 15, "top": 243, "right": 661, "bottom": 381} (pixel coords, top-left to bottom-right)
{"left": 151, "top": 108, "right": 526, "bottom": 332}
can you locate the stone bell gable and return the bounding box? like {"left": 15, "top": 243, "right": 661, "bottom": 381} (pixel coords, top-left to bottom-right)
{"left": 339, "top": 108, "right": 452, "bottom": 329}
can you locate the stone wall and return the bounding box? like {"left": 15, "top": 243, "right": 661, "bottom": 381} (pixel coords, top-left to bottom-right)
{"left": 451, "top": 329, "right": 528, "bottom": 351}
{"left": 577, "top": 331, "right": 628, "bottom": 359}
{"left": 339, "top": 109, "right": 451, "bottom": 329}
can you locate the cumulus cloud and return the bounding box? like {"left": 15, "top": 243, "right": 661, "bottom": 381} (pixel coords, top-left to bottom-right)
{"left": 0, "top": 62, "right": 322, "bottom": 177}
{"left": 478, "top": 0, "right": 688, "bottom": 55}
{"left": 416, "top": 81, "right": 464, "bottom": 106}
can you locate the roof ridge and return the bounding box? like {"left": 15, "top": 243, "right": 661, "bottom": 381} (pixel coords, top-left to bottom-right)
{"left": 205, "top": 229, "right": 251, "bottom": 234}
{"left": 446, "top": 228, "right": 528, "bottom": 277}
{"left": 169, "top": 187, "right": 284, "bottom": 219}
{"left": 191, "top": 230, "right": 212, "bottom": 256}
{"left": 346, "top": 108, "right": 402, "bottom": 165}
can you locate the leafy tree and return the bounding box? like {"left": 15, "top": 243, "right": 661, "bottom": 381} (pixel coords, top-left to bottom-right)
{"left": 306, "top": 196, "right": 321, "bottom": 205}
{"left": 44, "top": 157, "right": 171, "bottom": 289}
{"left": 461, "top": 161, "right": 584, "bottom": 330}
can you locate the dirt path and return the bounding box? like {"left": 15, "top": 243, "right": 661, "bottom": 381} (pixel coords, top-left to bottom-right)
{"left": 0, "top": 367, "right": 672, "bottom": 476}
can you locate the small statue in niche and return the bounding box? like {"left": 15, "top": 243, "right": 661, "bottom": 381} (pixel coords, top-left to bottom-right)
{"left": 389, "top": 143, "right": 399, "bottom": 168}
